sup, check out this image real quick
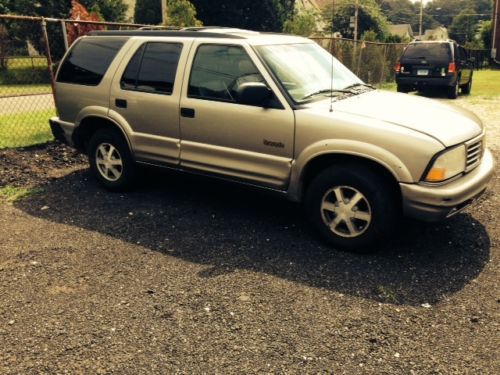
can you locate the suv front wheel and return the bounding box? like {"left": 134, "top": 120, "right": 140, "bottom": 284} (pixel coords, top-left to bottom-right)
{"left": 304, "top": 164, "right": 398, "bottom": 252}
{"left": 88, "top": 128, "right": 137, "bottom": 191}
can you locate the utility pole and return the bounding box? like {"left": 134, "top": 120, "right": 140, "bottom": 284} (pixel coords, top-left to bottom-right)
{"left": 354, "top": 0, "right": 359, "bottom": 42}
{"left": 161, "top": 0, "right": 168, "bottom": 25}
{"left": 419, "top": 0, "right": 423, "bottom": 37}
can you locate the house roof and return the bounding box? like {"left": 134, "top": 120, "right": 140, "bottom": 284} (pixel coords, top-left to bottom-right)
{"left": 388, "top": 24, "right": 414, "bottom": 37}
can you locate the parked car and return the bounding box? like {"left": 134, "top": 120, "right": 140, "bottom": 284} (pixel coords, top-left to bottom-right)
{"left": 395, "top": 40, "right": 474, "bottom": 99}
{"left": 50, "top": 29, "right": 494, "bottom": 251}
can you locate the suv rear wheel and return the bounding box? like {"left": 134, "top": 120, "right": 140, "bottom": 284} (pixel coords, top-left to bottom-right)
{"left": 304, "top": 165, "right": 398, "bottom": 252}
{"left": 88, "top": 128, "right": 137, "bottom": 191}
{"left": 447, "top": 80, "right": 459, "bottom": 99}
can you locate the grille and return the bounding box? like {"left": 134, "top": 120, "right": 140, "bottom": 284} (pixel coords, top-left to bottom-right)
{"left": 465, "top": 138, "right": 483, "bottom": 172}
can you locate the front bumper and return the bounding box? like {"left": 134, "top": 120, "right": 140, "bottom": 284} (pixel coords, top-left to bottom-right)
{"left": 400, "top": 149, "right": 495, "bottom": 222}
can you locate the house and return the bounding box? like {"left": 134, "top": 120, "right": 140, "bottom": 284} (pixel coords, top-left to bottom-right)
{"left": 415, "top": 26, "right": 449, "bottom": 41}
{"left": 493, "top": 0, "right": 500, "bottom": 62}
{"left": 388, "top": 24, "right": 414, "bottom": 39}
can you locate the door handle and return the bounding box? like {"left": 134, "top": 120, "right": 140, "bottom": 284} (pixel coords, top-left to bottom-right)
{"left": 115, "top": 98, "right": 127, "bottom": 108}
{"left": 181, "top": 107, "right": 195, "bottom": 118}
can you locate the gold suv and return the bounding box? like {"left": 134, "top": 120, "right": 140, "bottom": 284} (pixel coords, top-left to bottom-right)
{"left": 49, "top": 28, "right": 494, "bottom": 251}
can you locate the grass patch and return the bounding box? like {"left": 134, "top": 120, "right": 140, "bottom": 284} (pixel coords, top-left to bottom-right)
{"left": 0, "top": 186, "right": 44, "bottom": 203}
{"left": 0, "top": 108, "right": 55, "bottom": 149}
{"left": 4, "top": 57, "right": 48, "bottom": 69}
{"left": 377, "top": 69, "right": 500, "bottom": 98}
{"left": 0, "top": 84, "right": 52, "bottom": 98}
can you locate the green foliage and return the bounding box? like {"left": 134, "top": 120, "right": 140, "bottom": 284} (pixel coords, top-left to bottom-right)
{"left": 478, "top": 20, "right": 492, "bottom": 50}
{"left": 283, "top": 8, "right": 318, "bottom": 36}
{"left": 135, "top": 0, "right": 162, "bottom": 24}
{"left": 164, "top": 0, "right": 202, "bottom": 27}
{"left": 80, "top": 1, "right": 129, "bottom": 22}
{"left": 0, "top": 186, "right": 44, "bottom": 203}
{"left": 323, "top": 0, "right": 389, "bottom": 41}
{"left": 189, "top": 0, "right": 295, "bottom": 32}
{"left": 449, "top": 8, "right": 477, "bottom": 44}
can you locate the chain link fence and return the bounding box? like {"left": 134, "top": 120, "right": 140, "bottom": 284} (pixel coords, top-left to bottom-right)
{"left": 0, "top": 15, "right": 146, "bottom": 149}
{"left": 312, "top": 38, "right": 407, "bottom": 87}
{"left": 0, "top": 16, "right": 493, "bottom": 149}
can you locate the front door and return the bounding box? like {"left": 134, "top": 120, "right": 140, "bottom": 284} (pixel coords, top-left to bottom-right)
{"left": 179, "top": 42, "right": 295, "bottom": 189}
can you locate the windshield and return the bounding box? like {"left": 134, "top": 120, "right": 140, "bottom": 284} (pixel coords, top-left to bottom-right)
{"left": 255, "top": 43, "right": 363, "bottom": 103}
{"left": 402, "top": 43, "right": 451, "bottom": 62}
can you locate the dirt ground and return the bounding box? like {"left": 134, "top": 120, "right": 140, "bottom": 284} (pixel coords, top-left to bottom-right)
{"left": 0, "top": 95, "right": 498, "bottom": 374}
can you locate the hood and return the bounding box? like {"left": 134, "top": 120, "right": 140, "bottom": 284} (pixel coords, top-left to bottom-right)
{"left": 306, "top": 90, "right": 483, "bottom": 147}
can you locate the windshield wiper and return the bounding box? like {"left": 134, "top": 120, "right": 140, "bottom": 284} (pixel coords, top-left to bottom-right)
{"left": 343, "top": 83, "right": 375, "bottom": 90}
{"left": 301, "top": 88, "right": 352, "bottom": 100}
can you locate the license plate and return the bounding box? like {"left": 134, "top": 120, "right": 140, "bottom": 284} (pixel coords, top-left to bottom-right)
{"left": 417, "top": 69, "right": 429, "bottom": 76}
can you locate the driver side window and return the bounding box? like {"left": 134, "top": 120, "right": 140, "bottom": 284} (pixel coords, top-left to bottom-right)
{"left": 188, "top": 44, "right": 264, "bottom": 104}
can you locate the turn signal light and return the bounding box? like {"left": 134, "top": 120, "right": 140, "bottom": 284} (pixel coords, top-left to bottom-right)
{"left": 426, "top": 168, "right": 446, "bottom": 182}
{"left": 395, "top": 62, "right": 401, "bottom": 73}
{"left": 448, "top": 62, "right": 456, "bottom": 73}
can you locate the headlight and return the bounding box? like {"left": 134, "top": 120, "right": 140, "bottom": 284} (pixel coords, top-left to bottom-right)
{"left": 425, "top": 145, "right": 466, "bottom": 182}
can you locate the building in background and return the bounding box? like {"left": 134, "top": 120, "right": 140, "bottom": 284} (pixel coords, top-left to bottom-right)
{"left": 388, "top": 24, "right": 414, "bottom": 40}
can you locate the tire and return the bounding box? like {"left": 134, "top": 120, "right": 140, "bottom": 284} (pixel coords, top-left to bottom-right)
{"left": 88, "top": 128, "right": 137, "bottom": 191}
{"left": 461, "top": 75, "right": 472, "bottom": 95}
{"left": 397, "top": 85, "right": 409, "bottom": 93}
{"left": 447, "top": 81, "right": 459, "bottom": 99}
{"left": 304, "top": 164, "right": 399, "bottom": 252}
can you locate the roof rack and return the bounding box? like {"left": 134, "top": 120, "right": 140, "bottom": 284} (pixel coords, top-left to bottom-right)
{"left": 87, "top": 30, "right": 246, "bottom": 39}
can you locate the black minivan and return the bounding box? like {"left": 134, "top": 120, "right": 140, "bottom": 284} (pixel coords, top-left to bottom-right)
{"left": 395, "top": 40, "right": 473, "bottom": 99}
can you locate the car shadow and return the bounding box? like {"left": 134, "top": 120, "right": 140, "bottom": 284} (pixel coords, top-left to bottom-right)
{"left": 14, "top": 168, "right": 491, "bottom": 306}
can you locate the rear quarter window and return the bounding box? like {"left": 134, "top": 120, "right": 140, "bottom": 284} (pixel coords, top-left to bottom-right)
{"left": 402, "top": 43, "right": 451, "bottom": 62}
{"left": 57, "top": 37, "right": 127, "bottom": 85}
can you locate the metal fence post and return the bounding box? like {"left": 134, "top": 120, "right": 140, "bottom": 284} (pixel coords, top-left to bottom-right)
{"left": 61, "top": 20, "right": 69, "bottom": 51}
{"left": 40, "top": 17, "right": 56, "bottom": 103}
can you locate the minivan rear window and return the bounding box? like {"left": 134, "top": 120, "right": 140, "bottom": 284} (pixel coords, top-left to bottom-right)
{"left": 57, "top": 37, "right": 127, "bottom": 86}
{"left": 402, "top": 43, "right": 451, "bottom": 61}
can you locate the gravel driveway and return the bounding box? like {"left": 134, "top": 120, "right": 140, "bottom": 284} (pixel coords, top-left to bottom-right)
{"left": 0, "top": 95, "right": 498, "bottom": 374}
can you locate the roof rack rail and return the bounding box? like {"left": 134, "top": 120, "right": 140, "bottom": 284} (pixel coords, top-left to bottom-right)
{"left": 87, "top": 30, "right": 246, "bottom": 39}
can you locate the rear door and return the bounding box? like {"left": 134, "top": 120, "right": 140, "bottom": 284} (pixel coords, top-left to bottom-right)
{"left": 400, "top": 43, "right": 451, "bottom": 78}
{"left": 109, "top": 38, "right": 192, "bottom": 165}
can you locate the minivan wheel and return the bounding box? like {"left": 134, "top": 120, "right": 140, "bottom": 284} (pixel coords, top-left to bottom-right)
{"left": 447, "top": 81, "right": 459, "bottom": 99}
{"left": 304, "top": 165, "right": 398, "bottom": 252}
{"left": 88, "top": 128, "right": 136, "bottom": 191}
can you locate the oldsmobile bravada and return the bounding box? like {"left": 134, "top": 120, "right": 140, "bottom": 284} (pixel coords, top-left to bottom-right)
{"left": 50, "top": 28, "right": 494, "bottom": 251}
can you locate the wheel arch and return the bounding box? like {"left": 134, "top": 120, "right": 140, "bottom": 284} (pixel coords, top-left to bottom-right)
{"left": 289, "top": 149, "right": 407, "bottom": 203}
{"left": 73, "top": 115, "right": 132, "bottom": 153}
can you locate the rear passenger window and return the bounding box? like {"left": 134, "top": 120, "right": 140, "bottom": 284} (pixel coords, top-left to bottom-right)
{"left": 120, "top": 42, "right": 182, "bottom": 95}
{"left": 57, "top": 37, "right": 126, "bottom": 86}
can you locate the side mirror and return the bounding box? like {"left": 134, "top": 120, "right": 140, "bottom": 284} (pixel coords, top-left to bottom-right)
{"left": 236, "top": 82, "right": 272, "bottom": 107}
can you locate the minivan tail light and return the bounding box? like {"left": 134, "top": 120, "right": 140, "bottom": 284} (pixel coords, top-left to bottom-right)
{"left": 448, "top": 62, "right": 456, "bottom": 73}
{"left": 395, "top": 62, "right": 401, "bottom": 73}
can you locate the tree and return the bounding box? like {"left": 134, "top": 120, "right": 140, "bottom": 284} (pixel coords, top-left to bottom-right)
{"left": 164, "top": 0, "right": 202, "bottom": 27}
{"left": 135, "top": 0, "right": 162, "bottom": 24}
{"left": 283, "top": 8, "right": 319, "bottom": 36}
{"left": 449, "top": 8, "right": 478, "bottom": 44}
{"left": 478, "top": 20, "right": 492, "bottom": 50}
{"left": 323, "top": 0, "right": 389, "bottom": 41}
{"left": 189, "top": 0, "right": 295, "bottom": 32}
{"left": 376, "top": 0, "right": 438, "bottom": 33}
{"left": 79, "top": 0, "right": 129, "bottom": 22}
